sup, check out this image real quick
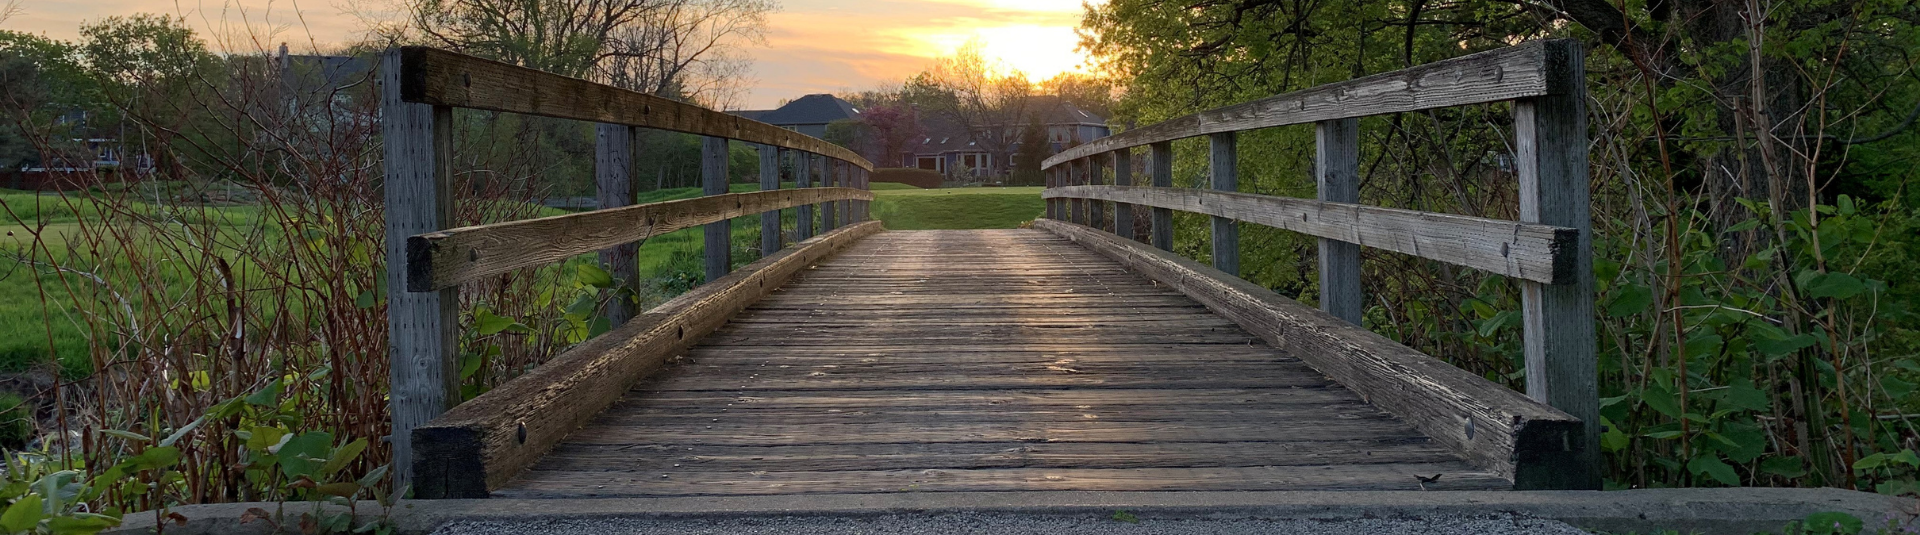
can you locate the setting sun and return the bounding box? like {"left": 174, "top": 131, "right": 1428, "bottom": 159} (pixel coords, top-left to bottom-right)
{"left": 905, "top": 24, "right": 1091, "bottom": 83}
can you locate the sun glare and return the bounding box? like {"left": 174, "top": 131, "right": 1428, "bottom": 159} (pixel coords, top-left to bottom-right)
{"left": 975, "top": 25, "right": 1087, "bottom": 82}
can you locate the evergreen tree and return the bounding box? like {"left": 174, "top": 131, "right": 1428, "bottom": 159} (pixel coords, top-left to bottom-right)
{"left": 1010, "top": 116, "right": 1048, "bottom": 186}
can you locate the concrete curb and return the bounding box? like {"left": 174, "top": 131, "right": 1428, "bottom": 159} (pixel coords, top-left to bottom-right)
{"left": 112, "top": 488, "right": 1916, "bottom": 535}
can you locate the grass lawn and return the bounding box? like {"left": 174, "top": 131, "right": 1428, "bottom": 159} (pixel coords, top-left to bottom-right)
{"left": 870, "top": 186, "right": 1043, "bottom": 230}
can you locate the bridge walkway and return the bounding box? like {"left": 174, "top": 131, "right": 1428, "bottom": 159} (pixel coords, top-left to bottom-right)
{"left": 496, "top": 230, "right": 1503, "bottom": 497}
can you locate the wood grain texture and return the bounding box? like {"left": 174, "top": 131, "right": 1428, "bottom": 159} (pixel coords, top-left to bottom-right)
{"left": 1042, "top": 40, "right": 1579, "bottom": 168}
{"left": 796, "top": 152, "right": 814, "bottom": 239}
{"left": 410, "top": 221, "right": 882, "bottom": 499}
{"left": 703, "top": 136, "right": 730, "bottom": 283}
{"left": 1150, "top": 142, "right": 1173, "bottom": 251}
{"left": 1209, "top": 132, "right": 1239, "bottom": 276}
{"left": 394, "top": 46, "right": 871, "bottom": 170}
{"left": 1111, "top": 148, "right": 1135, "bottom": 242}
{"left": 1035, "top": 220, "right": 1584, "bottom": 489}
{"left": 1043, "top": 186, "right": 1576, "bottom": 285}
{"left": 1315, "top": 118, "right": 1362, "bottom": 324}
{"left": 1514, "top": 39, "right": 1601, "bottom": 490}
{"left": 759, "top": 145, "right": 781, "bottom": 255}
{"left": 407, "top": 187, "right": 871, "bottom": 291}
{"left": 501, "top": 229, "right": 1503, "bottom": 498}
{"left": 597, "top": 124, "right": 638, "bottom": 326}
{"left": 380, "top": 48, "right": 458, "bottom": 489}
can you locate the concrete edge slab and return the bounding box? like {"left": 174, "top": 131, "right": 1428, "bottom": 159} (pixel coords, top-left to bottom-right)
{"left": 111, "top": 488, "right": 1918, "bottom": 535}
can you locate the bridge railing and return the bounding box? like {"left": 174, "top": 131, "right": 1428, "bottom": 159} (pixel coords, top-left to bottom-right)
{"left": 379, "top": 46, "right": 879, "bottom": 497}
{"left": 1039, "top": 39, "right": 1597, "bottom": 489}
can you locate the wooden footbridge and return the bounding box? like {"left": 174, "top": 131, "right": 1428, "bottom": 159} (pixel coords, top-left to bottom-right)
{"left": 378, "top": 39, "right": 1601, "bottom": 501}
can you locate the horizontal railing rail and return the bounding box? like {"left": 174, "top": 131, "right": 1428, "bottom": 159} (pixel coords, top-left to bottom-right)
{"left": 1041, "top": 39, "right": 1579, "bottom": 168}
{"left": 395, "top": 46, "right": 870, "bottom": 168}
{"left": 1040, "top": 38, "right": 1597, "bottom": 490}
{"left": 381, "top": 46, "right": 875, "bottom": 495}
{"left": 407, "top": 187, "right": 872, "bottom": 291}
{"left": 1042, "top": 185, "right": 1578, "bottom": 284}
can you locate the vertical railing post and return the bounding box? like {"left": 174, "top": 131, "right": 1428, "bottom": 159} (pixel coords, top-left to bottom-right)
{"left": 1515, "top": 40, "right": 1598, "bottom": 490}
{"left": 1150, "top": 142, "right": 1172, "bottom": 251}
{"left": 1044, "top": 167, "right": 1055, "bottom": 219}
{"left": 759, "top": 144, "right": 781, "bottom": 255}
{"left": 796, "top": 152, "right": 814, "bottom": 240}
{"left": 1111, "top": 149, "right": 1133, "bottom": 241}
{"left": 702, "top": 136, "right": 730, "bottom": 282}
{"left": 838, "top": 162, "right": 852, "bottom": 228}
{"left": 380, "top": 49, "right": 457, "bottom": 490}
{"left": 595, "top": 124, "right": 637, "bottom": 327}
{"left": 1209, "top": 132, "right": 1239, "bottom": 276}
{"left": 858, "top": 168, "right": 869, "bottom": 221}
{"left": 823, "top": 160, "right": 839, "bottom": 231}
{"left": 1069, "top": 159, "right": 1085, "bottom": 224}
{"left": 1316, "top": 118, "right": 1362, "bottom": 325}
{"left": 1089, "top": 156, "right": 1106, "bottom": 232}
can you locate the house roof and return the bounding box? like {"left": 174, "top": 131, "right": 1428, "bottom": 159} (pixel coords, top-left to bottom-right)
{"left": 734, "top": 94, "right": 862, "bottom": 126}
{"left": 1022, "top": 96, "right": 1106, "bottom": 127}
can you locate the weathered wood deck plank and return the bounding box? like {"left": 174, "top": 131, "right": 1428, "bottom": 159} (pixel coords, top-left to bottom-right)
{"left": 499, "top": 229, "right": 1504, "bottom": 497}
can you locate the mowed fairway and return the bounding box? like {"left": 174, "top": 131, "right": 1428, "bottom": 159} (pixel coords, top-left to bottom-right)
{"left": 869, "top": 186, "right": 1043, "bottom": 230}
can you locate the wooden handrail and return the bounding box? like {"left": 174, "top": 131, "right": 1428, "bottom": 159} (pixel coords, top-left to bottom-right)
{"left": 1043, "top": 185, "right": 1578, "bottom": 284}
{"left": 1039, "top": 38, "right": 1599, "bottom": 489}
{"left": 1042, "top": 39, "right": 1580, "bottom": 168}
{"left": 392, "top": 46, "right": 873, "bottom": 170}
{"left": 407, "top": 187, "right": 873, "bottom": 291}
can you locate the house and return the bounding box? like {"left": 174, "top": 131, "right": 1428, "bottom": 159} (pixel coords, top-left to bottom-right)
{"left": 731, "top": 94, "right": 862, "bottom": 138}
{"left": 904, "top": 96, "right": 1110, "bottom": 180}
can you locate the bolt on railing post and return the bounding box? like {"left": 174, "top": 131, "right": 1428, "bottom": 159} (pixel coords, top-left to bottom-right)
{"left": 1209, "top": 132, "right": 1239, "bottom": 276}
{"left": 1149, "top": 142, "right": 1173, "bottom": 251}
{"left": 760, "top": 144, "right": 781, "bottom": 255}
{"left": 380, "top": 48, "right": 458, "bottom": 491}
{"left": 702, "top": 135, "right": 730, "bottom": 283}
{"left": 1315, "top": 118, "right": 1362, "bottom": 325}
{"left": 1515, "top": 40, "right": 1598, "bottom": 490}
{"left": 1111, "top": 149, "right": 1133, "bottom": 241}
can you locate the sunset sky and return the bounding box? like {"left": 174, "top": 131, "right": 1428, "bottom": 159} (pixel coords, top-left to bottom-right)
{"left": 1, "top": 0, "right": 1097, "bottom": 109}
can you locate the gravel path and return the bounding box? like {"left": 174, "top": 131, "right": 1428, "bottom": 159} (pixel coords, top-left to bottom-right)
{"left": 432, "top": 511, "right": 1590, "bottom": 535}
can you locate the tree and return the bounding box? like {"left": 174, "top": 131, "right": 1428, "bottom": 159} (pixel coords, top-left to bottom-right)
{"left": 1010, "top": 116, "right": 1048, "bottom": 185}
{"left": 857, "top": 101, "right": 922, "bottom": 167}
{"left": 904, "top": 41, "right": 1033, "bottom": 178}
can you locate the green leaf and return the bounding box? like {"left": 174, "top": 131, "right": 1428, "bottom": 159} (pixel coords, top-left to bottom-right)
{"left": 1805, "top": 272, "right": 1866, "bottom": 300}
{"left": 577, "top": 263, "right": 614, "bottom": 289}
{"left": 1802, "top": 512, "right": 1863, "bottom": 535}
{"left": 126, "top": 446, "right": 181, "bottom": 472}
{"left": 315, "top": 482, "right": 361, "bottom": 498}
{"left": 321, "top": 438, "right": 368, "bottom": 478}
{"left": 246, "top": 426, "right": 288, "bottom": 453}
{"left": 354, "top": 288, "right": 377, "bottom": 309}
{"left": 98, "top": 429, "right": 150, "bottom": 443}
{"left": 1644, "top": 430, "right": 1684, "bottom": 440}
{"left": 1753, "top": 331, "right": 1816, "bottom": 358}
{"left": 473, "top": 310, "right": 516, "bottom": 336}
{"left": 245, "top": 379, "right": 283, "bottom": 407}
{"left": 1, "top": 493, "right": 43, "bottom": 533}
{"left": 1711, "top": 423, "right": 1766, "bottom": 464}
{"left": 1853, "top": 453, "right": 1888, "bottom": 471}
{"left": 1721, "top": 379, "right": 1770, "bottom": 413}
{"left": 159, "top": 415, "right": 207, "bottom": 447}
{"left": 1688, "top": 454, "right": 1739, "bottom": 486}
{"left": 1643, "top": 384, "right": 1681, "bottom": 418}
{"left": 587, "top": 316, "right": 612, "bottom": 339}
{"left": 278, "top": 431, "right": 334, "bottom": 479}
{"left": 356, "top": 465, "right": 390, "bottom": 489}
{"left": 1605, "top": 283, "right": 1652, "bottom": 317}
{"left": 46, "top": 513, "right": 120, "bottom": 534}
{"left": 1894, "top": 449, "right": 1920, "bottom": 467}
{"left": 1880, "top": 376, "right": 1915, "bottom": 399}
{"left": 1760, "top": 456, "right": 1807, "bottom": 478}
